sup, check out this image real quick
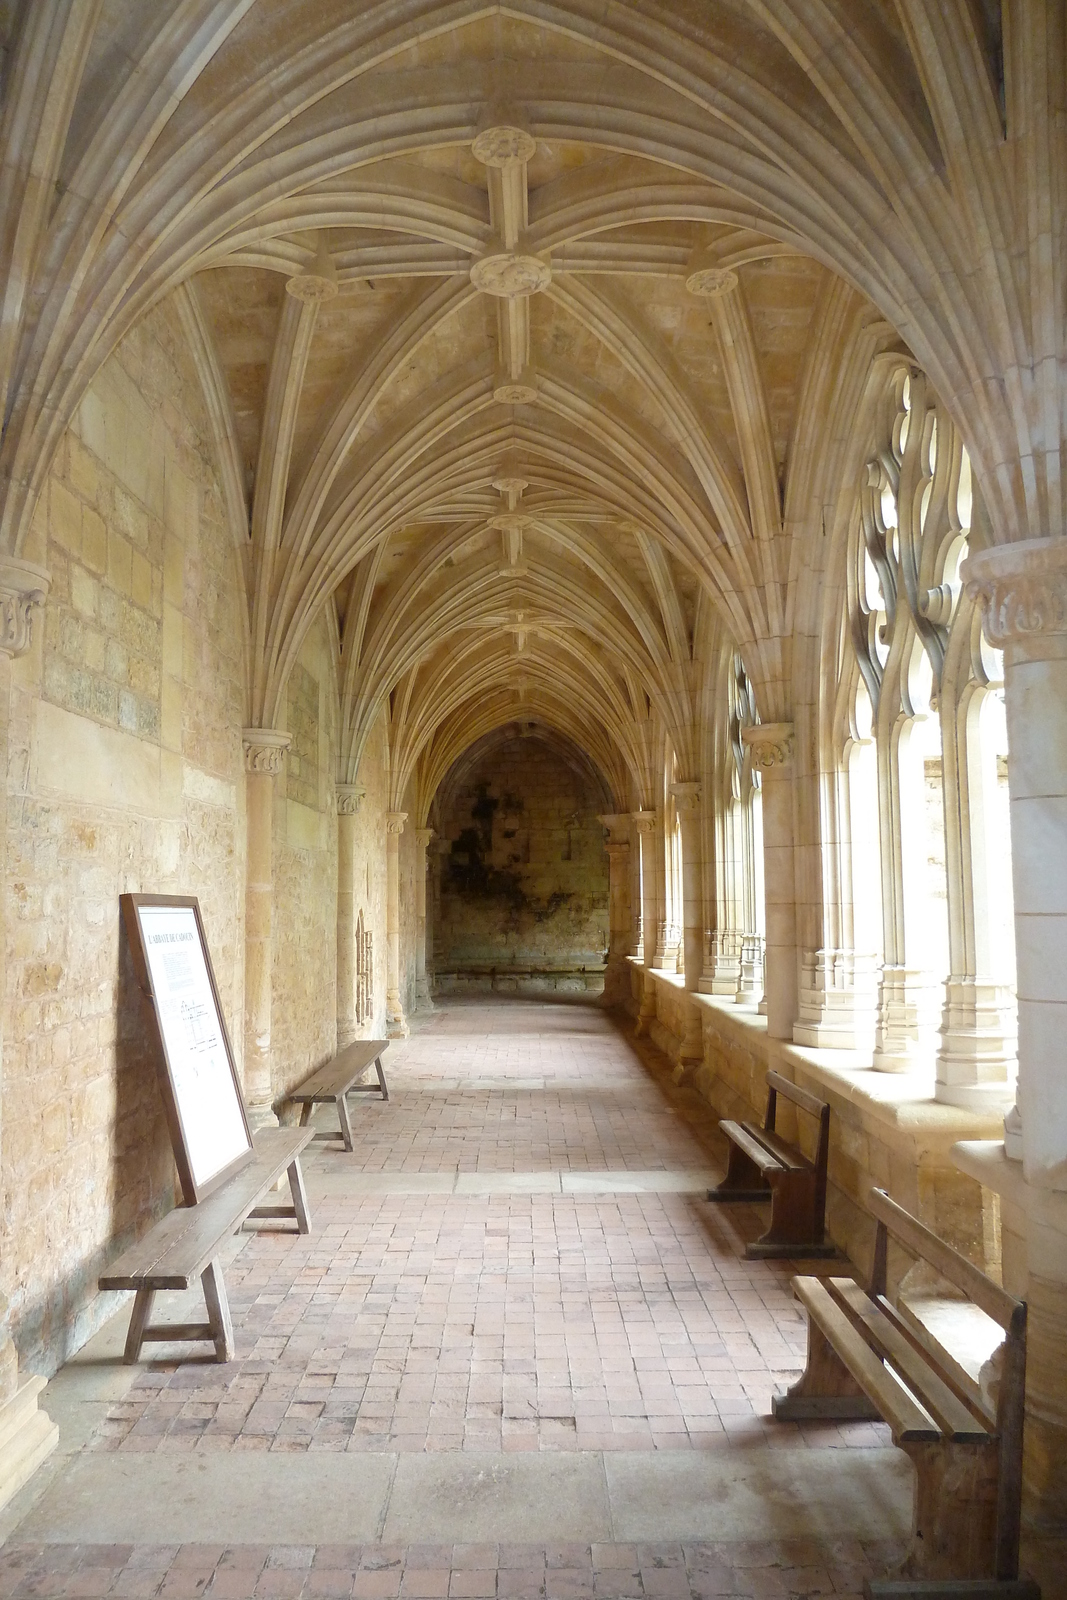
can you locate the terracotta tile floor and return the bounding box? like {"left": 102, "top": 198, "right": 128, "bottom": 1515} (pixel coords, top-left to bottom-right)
{"left": 89, "top": 1002, "right": 884, "bottom": 1457}
{"left": 1, "top": 1000, "right": 902, "bottom": 1596}
{"left": 0, "top": 1538, "right": 905, "bottom": 1599}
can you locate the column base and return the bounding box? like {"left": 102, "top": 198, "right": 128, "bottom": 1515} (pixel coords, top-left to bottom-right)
{"left": 936, "top": 976, "right": 1017, "bottom": 1104}
{"left": 246, "top": 1100, "right": 280, "bottom": 1131}
{"left": 387, "top": 1018, "right": 409, "bottom": 1039}
{"left": 951, "top": 1139, "right": 1067, "bottom": 1581}
{"left": 735, "top": 935, "right": 763, "bottom": 1005}
{"left": 0, "top": 1375, "right": 59, "bottom": 1515}
{"left": 793, "top": 949, "right": 879, "bottom": 1053}
{"left": 873, "top": 965, "right": 938, "bottom": 1072}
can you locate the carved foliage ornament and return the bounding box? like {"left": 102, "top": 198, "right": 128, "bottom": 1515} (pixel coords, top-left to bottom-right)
{"left": 0, "top": 558, "right": 50, "bottom": 658}
{"left": 242, "top": 729, "right": 291, "bottom": 774}
{"left": 386, "top": 811, "right": 407, "bottom": 836}
{"left": 336, "top": 784, "right": 366, "bottom": 815}
{"left": 963, "top": 538, "right": 1067, "bottom": 646}
{"left": 471, "top": 249, "right": 552, "bottom": 298}
{"left": 742, "top": 723, "right": 795, "bottom": 769}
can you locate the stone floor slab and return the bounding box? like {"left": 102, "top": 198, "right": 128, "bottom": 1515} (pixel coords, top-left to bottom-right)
{"left": 604, "top": 1447, "right": 913, "bottom": 1541}
{"left": 15, "top": 1452, "right": 395, "bottom": 1543}
{"left": 383, "top": 1453, "right": 611, "bottom": 1542}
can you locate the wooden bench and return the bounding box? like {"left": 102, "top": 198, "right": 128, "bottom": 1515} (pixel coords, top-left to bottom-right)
{"left": 288, "top": 1038, "right": 389, "bottom": 1152}
{"left": 706, "top": 1068, "right": 836, "bottom": 1257}
{"left": 775, "top": 1186, "right": 1028, "bottom": 1591}
{"left": 99, "top": 1127, "right": 313, "bottom": 1364}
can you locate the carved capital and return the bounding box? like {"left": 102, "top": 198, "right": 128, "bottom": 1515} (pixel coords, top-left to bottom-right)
{"left": 0, "top": 558, "right": 50, "bottom": 658}
{"left": 386, "top": 811, "right": 407, "bottom": 836}
{"left": 597, "top": 812, "right": 631, "bottom": 844}
{"left": 669, "top": 780, "right": 702, "bottom": 811}
{"left": 962, "top": 538, "right": 1067, "bottom": 647}
{"left": 631, "top": 809, "right": 658, "bottom": 835}
{"left": 336, "top": 784, "right": 365, "bottom": 815}
{"left": 242, "top": 728, "right": 291, "bottom": 775}
{"left": 415, "top": 827, "right": 435, "bottom": 849}
{"left": 742, "top": 722, "right": 794, "bottom": 769}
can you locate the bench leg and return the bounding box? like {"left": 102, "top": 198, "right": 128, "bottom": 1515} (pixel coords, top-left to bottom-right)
{"left": 123, "top": 1286, "right": 156, "bottom": 1364}
{"left": 335, "top": 1093, "right": 355, "bottom": 1152}
{"left": 375, "top": 1056, "right": 389, "bottom": 1101}
{"left": 772, "top": 1316, "right": 882, "bottom": 1421}
{"left": 201, "top": 1258, "right": 235, "bottom": 1363}
{"left": 299, "top": 1102, "right": 312, "bottom": 1128}
{"left": 899, "top": 1439, "right": 1000, "bottom": 1581}
{"left": 287, "top": 1157, "right": 312, "bottom": 1233}
{"left": 707, "top": 1139, "right": 772, "bottom": 1202}
{"left": 746, "top": 1171, "right": 837, "bottom": 1259}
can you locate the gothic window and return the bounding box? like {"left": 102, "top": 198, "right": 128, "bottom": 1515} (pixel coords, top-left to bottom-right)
{"left": 841, "top": 364, "right": 1016, "bottom": 1084}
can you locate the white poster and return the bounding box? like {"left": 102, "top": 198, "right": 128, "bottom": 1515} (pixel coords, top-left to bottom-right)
{"left": 138, "top": 903, "right": 251, "bottom": 1188}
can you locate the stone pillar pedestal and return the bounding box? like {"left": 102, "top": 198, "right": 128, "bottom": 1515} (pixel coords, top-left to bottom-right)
{"left": 386, "top": 811, "right": 408, "bottom": 1038}
{"left": 0, "top": 1298, "right": 57, "bottom": 1515}
{"left": 958, "top": 537, "right": 1067, "bottom": 1577}
{"left": 702, "top": 929, "right": 740, "bottom": 995}
{"left": 242, "top": 730, "right": 290, "bottom": 1128}
{"left": 336, "top": 784, "right": 365, "bottom": 1048}
{"left": 742, "top": 724, "right": 797, "bottom": 1040}
{"left": 794, "top": 948, "right": 879, "bottom": 1052}
{"left": 598, "top": 814, "right": 632, "bottom": 1006}
{"left": 632, "top": 810, "right": 659, "bottom": 1035}
{"left": 670, "top": 781, "right": 704, "bottom": 1064}
{"left": 414, "top": 828, "right": 435, "bottom": 1012}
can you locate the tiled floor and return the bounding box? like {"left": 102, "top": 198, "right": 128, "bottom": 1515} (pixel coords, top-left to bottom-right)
{"left": 0, "top": 1537, "right": 905, "bottom": 1598}
{"left": 0, "top": 1000, "right": 904, "bottom": 1596}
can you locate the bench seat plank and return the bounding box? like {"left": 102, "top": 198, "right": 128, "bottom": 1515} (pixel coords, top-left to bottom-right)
{"left": 830, "top": 1278, "right": 991, "bottom": 1442}
{"left": 793, "top": 1276, "right": 940, "bottom": 1441}
{"left": 289, "top": 1040, "right": 389, "bottom": 1103}
{"left": 100, "top": 1127, "right": 312, "bottom": 1291}
{"left": 718, "top": 1120, "right": 783, "bottom": 1175}
{"left": 746, "top": 1124, "right": 811, "bottom": 1172}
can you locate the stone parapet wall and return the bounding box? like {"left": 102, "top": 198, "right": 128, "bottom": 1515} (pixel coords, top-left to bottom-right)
{"left": 625, "top": 960, "right": 1006, "bottom": 1290}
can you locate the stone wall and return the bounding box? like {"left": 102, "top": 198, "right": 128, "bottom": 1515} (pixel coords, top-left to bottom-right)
{"left": 346, "top": 714, "right": 390, "bottom": 1038}
{"left": 271, "top": 618, "right": 339, "bottom": 1101}
{"left": 3, "top": 301, "right": 247, "bottom": 1372}
{"left": 433, "top": 732, "right": 608, "bottom": 994}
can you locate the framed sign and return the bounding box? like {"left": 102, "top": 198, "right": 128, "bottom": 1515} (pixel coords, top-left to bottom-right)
{"left": 121, "top": 894, "right": 253, "bottom": 1204}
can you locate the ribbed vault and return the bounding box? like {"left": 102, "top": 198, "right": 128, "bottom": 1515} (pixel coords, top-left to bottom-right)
{"left": 1, "top": 0, "right": 1062, "bottom": 794}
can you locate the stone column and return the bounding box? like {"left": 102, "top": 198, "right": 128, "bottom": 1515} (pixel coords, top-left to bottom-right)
{"left": 670, "top": 781, "right": 705, "bottom": 1063}
{"left": 335, "top": 784, "right": 365, "bottom": 1048}
{"left": 414, "top": 828, "right": 435, "bottom": 1012}
{"left": 632, "top": 810, "right": 659, "bottom": 1034}
{"left": 242, "top": 729, "right": 291, "bottom": 1127}
{"left": 0, "top": 561, "right": 57, "bottom": 1511}
{"left": 385, "top": 811, "right": 409, "bottom": 1038}
{"left": 964, "top": 539, "right": 1067, "bottom": 1185}
{"left": 598, "top": 814, "right": 631, "bottom": 1006}
{"left": 743, "top": 724, "right": 798, "bottom": 1041}
{"left": 962, "top": 537, "right": 1067, "bottom": 1569}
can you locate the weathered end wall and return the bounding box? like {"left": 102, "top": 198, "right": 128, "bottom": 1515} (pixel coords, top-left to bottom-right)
{"left": 4, "top": 301, "right": 247, "bottom": 1372}
{"left": 433, "top": 732, "right": 608, "bottom": 994}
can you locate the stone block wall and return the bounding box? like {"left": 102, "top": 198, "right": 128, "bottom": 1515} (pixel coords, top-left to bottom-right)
{"left": 3, "top": 301, "right": 248, "bottom": 1372}
{"left": 433, "top": 731, "right": 608, "bottom": 992}
{"left": 271, "top": 618, "right": 339, "bottom": 1101}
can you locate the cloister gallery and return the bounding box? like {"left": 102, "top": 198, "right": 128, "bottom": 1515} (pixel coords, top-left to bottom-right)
{"left": 0, "top": 1, "right": 1064, "bottom": 1595}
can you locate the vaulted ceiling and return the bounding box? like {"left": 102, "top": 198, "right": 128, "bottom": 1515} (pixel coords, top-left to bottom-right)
{"left": 2, "top": 0, "right": 1047, "bottom": 812}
